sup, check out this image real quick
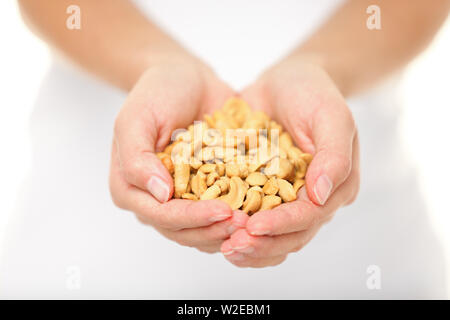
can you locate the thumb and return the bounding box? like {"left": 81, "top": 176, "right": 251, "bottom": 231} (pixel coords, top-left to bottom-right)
{"left": 113, "top": 110, "right": 174, "bottom": 203}
{"left": 303, "top": 106, "right": 355, "bottom": 206}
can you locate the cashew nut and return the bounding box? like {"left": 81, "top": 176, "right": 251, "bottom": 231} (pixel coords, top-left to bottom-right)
{"left": 218, "top": 176, "right": 248, "bottom": 210}
{"left": 200, "top": 184, "right": 222, "bottom": 200}
{"left": 190, "top": 156, "right": 203, "bottom": 170}
{"left": 262, "top": 176, "right": 279, "bottom": 195}
{"left": 260, "top": 195, "right": 282, "bottom": 211}
{"left": 182, "top": 193, "right": 198, "bottom": 201}
{"left": 163, "top": 97, "right": 312, "bottom": 213}
{"left": 279, "top": 132, "right": 293, "bottom": 152}
{"left": 246, "top": 172, "right": 268, "bottom": 186}
{"left": 294, "top": 158, "right": 307, "bottom": 179}
{"left": 216, "top": 163, "right": 225, "bottom": 176}
{"left": 199, "top": 163, "right": 216, "bottom": 174}
{"left": 293, "top": 179, "right": 305, "bottom": 194}
{"left": 157, "top": 152, "right": 174, "bottom": 175}
{"left": 242, "top": 186, "right": 263, "bottom": 214}
{"left": 196, "top": 147, "right": 215, "bottom": 163}
{"left": 301, "top": 153, "right": 313, "bottom": 165}
{"left": 225, "top": 162, "right": 240, "bottom": 177}
{"left": 239, "top": 163, "right": 249, "bottom": 179}
{"left": 206, "top": 171, "right": 220, "bottom": 186}
{"left": 263, "top": 157, "right": 294, "bottom": 180}
{"left": 174, "top": 163, "right": 190, "bottom": 198}
{"left": 214, "top": 176, "right": 229, "bottom": 193}
{"left": 191, "top": 171, "right": 207, "bottom": 198}
{"left": 277, "top": 178, "right": 297, "bottom": 202}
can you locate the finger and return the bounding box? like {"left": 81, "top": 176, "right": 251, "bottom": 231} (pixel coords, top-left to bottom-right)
{"left": 246, "top": 166, "right": 356, "bottom": 236}
{"left": 345, "top": 133, "right": 360, "bottom": 205}
{"left": 113, "top": 94, "right": 174, "bottom": 202}
{"left": 222, "top": 248, "right": 287, "bottom": 268}
{"left": 130, "top": 194, "right": 232, "bottom": 231}
{"left": 225, "top": 210, "right": 250, "bottom": 234}
{"left": 150, "top": 209, "right": 247, "bottom": 248}
{"left": 195, "top": 244, "right": 222, "bottom": 254}
{"left": 304, "top": 104, "right": 356, "bottom": 206}
{"left": 227, "top": 228, "right": 319, "bottom": 258}
{"left": 155, "top": 224, "right": 226, "bottom": 252}
{"left": 155, "top": 217, "right": 233, "bottom": 247}
{"left": 111, "top": 162, "right": 231, "bottom": 231}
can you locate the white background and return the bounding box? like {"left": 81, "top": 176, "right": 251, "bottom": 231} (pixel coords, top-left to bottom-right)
{"left": 0, "top": 1, "right": 449, "bottom": 294}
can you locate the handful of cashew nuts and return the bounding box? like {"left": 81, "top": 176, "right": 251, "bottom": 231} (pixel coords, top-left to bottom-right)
{"left": 156, "top": 98, "right": 313, "bottom": 215}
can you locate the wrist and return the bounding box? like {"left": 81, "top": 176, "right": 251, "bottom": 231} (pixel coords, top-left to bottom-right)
{"left": 274, "top": 52, "right": 351, "bottom": 97}
{"left": 126, "top": 41, "right": 206, "bottom": 91}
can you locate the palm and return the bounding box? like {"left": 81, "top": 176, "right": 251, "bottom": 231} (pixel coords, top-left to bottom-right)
{"left": 123, "top": 64, "right": 233, "bottom": 151}
{"left": 220, "top": 60, "right": 360, "bottom": 268}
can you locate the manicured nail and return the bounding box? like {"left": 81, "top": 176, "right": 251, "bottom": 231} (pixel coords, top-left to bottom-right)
{"left": 210, "top": 215, "right": 231, "bottom": 222}
{"left": 223, "top": 249, "right": 235, "bottom": 256}
{"left": 209, "top": 206, "right": 232, "bottom": 222}
{"left": 314, "top": 174, "right": 332, "bottom": 205}
{"left": 249, "top": 222, "right": 270, "bottom": 236}
{"left": 250, "top": 230, "right": 270, "bottom": 236}
{"left": 147, "top": 176, "right": 170, "bottom": 203}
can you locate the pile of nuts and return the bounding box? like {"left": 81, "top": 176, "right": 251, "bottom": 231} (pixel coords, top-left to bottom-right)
{"left": 157, "top": 98, "right": 313, "bottom": 215}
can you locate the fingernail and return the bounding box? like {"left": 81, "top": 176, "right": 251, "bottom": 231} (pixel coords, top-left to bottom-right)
{"left": 147, "top": 176, "right": 170, "bottom": 203}
{"left": 249, "top": 222, "right": 270, "bottom": 236}
{"left": 250, "top": 230, "right": 270, "bottom": 236}
{"left": 210, "top": 215, "right": 231, "bottom": 222}
{"left": 314, "top": 174, "right": 332, "bottom": 205}
{"left": 209, "top": 205, "right": 232, "bottom": 222}
{"left": 223, "top": 249, "right": 235, "bottom": 256}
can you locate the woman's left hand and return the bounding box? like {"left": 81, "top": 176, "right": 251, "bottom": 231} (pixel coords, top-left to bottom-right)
{"left": 221, "top": 58, "right": 360, "bottom": 267}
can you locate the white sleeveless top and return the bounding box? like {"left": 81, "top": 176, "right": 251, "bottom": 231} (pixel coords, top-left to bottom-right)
{"left": 0, "top": 0, "right": 446, "bottom": 298}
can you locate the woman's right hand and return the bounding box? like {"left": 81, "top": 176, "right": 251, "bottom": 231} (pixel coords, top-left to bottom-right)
{"left": 109, "top": 58, "right": 249, "bottom": 253}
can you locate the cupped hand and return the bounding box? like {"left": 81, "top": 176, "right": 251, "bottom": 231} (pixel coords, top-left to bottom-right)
{"left": 221, "top": 58, "right": 360, "bottom": 267}
{"left": 110, "top": 58, "right": 245, "bottom": 253}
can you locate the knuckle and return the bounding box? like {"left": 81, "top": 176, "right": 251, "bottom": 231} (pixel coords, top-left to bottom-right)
{"left": 273, "top": 255, "right": 288, "bottom": 266}
{"left": 109, "top": 183, "right": 127, "bottom": 210}
{"left": 109, "top": 172, "right": 127, "bottom": 210}
{"left": 111, "top": 194, "right": 126, "bottom": 210}
{"left": 343, "top": 108, "right": 356, "bottom": 129}
{"left": 316, "top": 149, "right": 352, "bottom": 180}
{"left": 333, "top": 152, "right": 352, "bottom": 177}
{"left": 291, "top": 241, "right": 305, "bottom": 253}
{"left": 113, "top": 112, "right": 126, "bottom": 137}
{"left": 345, "top": 185, "right": 360, "bottom": 206}
{"left": 209, "top": 225, "right": 231, "bottom": 241}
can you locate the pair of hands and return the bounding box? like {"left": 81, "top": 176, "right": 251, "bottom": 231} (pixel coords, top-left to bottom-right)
{"left": 109, "top": 56, "right": 360, "bottom": 268}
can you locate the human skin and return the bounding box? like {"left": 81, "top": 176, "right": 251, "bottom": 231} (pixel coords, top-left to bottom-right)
{"left": 19, "top": 0, "right": 247, "bottom": 253}
{"left": 19, "top": 0, "right": 450, "bottom": 264}
{"left": 222, "top": 59, "right": 360, "bottom": 267}
{"left": 110, "top": 61, "right": 252, "bottom": 253}
{"left": 220, "top": 0, "right": 450, "bottom": 267}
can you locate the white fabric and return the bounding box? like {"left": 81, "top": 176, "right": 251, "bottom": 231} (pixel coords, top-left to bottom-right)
{"left": 0, "top": 0, "right": 446, "bottom": 299}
